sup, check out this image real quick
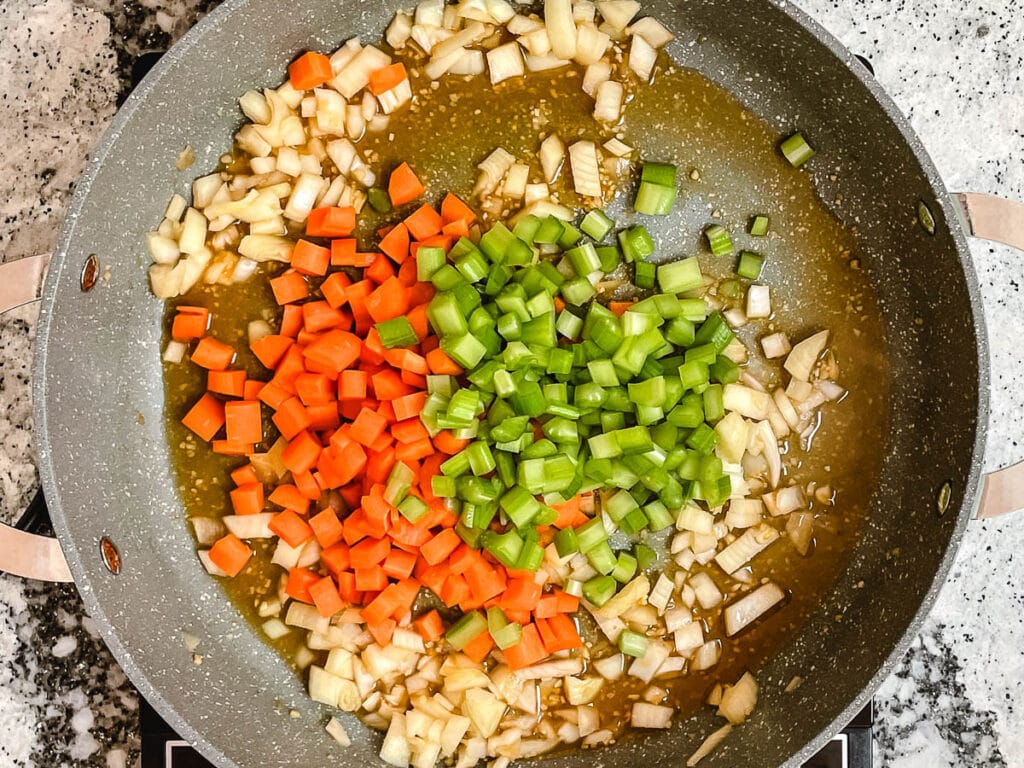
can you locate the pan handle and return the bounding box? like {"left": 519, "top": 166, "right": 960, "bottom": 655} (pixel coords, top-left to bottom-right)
{"left": 0, "top": 254, "right": 73, "bottom": 582}
{"left": 956, "top": 192, "right": 1024, "bottom": 519}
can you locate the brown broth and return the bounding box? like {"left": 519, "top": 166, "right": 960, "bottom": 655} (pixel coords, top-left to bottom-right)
{"left": 163, "top": 56, "right": 889, "bottom": 734}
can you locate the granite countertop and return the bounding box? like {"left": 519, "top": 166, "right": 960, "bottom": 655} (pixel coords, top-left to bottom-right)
{"left": 1, "top": 0, "right": 1023, "bottom": 766}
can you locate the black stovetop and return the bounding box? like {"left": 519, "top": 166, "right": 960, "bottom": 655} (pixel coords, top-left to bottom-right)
{"left": 141, "top": 698, "right": 872, "bottom": 768}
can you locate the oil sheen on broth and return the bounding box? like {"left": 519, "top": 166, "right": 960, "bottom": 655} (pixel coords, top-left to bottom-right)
{"left": 163, "top": 58, "right": 889, "bottom": 727}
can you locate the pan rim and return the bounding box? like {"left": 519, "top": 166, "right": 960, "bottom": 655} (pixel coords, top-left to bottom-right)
{"left": 32, "top": 0, "right": 989, "bottom": 766}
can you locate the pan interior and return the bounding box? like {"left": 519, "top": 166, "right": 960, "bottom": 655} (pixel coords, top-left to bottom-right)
{"left": 36, "top": 0, "right": 983, "bottom": 766}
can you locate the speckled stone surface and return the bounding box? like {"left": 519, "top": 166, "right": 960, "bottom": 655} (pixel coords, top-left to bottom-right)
{"left": 0, "top": 0, "right": 1022, "bottom": 766}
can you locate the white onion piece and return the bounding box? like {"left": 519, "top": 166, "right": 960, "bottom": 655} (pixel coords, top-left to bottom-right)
{"left": 593, "top": 79, "right": 623, "bottom": 122}
{"left": 603, "top": 137, "right": 634, "bottom": 156}
{"left": 296, "top": 538, "right": 321, "bottom": 568}
{"left": 746, "top": 284, "right": 772, "bottom": 318}
{"left": 379, "top": 712, "right": 411, "bottom": 767}
{"left": 544, "top": 0, "right": 576, "bottom": 60}
{"left": 205, "top": 189, "right": 282, "bottom": 224}
{"left": 564, "top": 676, "right": 603, "bottom": 705}
{"left": 539, "top": 133, "right": 565, "bottom": 183}
{"left": 238, "top": 234, "right": 292, "bottom": 263}
{"left": 236, "top": 124, "right": 273, "bottom": 156}
{"left": 688, "top": 572, "right": 721, "bottom": 610}
{"left": 629, "top": 16, "right": 675, "bottom": 48}
{"left": 523, "top": 182, "right": 550, "bottom": 204}
{"left": 568, "top": 140, "right": 602, "bottom": 198}
{"left": 486, "top": 0, "right": 515, "bottom": 23}
{"left": 591, "top": 574, "right": 649, "bottom": 618}
{"left": 238, "top": 89, "right": 271, "bottom": 125}
{"left": 147, "top": 232, "right": 180, "bottom": 265}
{"left": 758, "top": 420, "right": 782, "bottom": 488}
{"left": 786, "top": 512, "right": 814, "bottom": 555}
{"left": 314, "top": 88, "right": 348, "bottom": 134}
{"left": 178, "top": 208, "right": 208, "bottom": 254}
{"left": 326, "top": 717, "right": 352, "bottom": 747}
{"left": 686, "top": 723, "right": 732, "bottom": 767}
{"left": 514, "top": 657, "right": 583, "bottom": 679}
{"left": 223, "top": 513, "right": 275, "bottom": 539}
{"left": 487, "top": 41, "right": 525, "bottom": 83}
{"left": 425, "top": 46, "right": 466, "bottom": 79}
{"left": 723, "top": 383, "right": 771, "bottom": 420}
{"left": 676, "top": 504, "right": 714, "bottom": 534}
{"left": 784, "top": 329, "right": 829, "bottom": 381}
{"left": 574, "top": 24, "right": 610, "bottom": 65}
{"left": 631, "top": 702, "right": 672, "bottom": 729}
{"left": 592, "top": 653, "right": 624, "bottom": 681}
{"left": 664, "top": 606, "right": 692, "bottom": 633}
{"left": 502, "top": 163, "right": 529, "bottom": 199}
{"left": 164, "top": 193, "right": 188, "bottom": 222}
{"left": 582, "top": 60, "right": 611, "bottom": 96}
{"left": 275, "top": 146, "right": 302, "bottom": 176}
{"left": 648, "top": 573, "right": 673, "bottom": 613}
{"left": 434, "top": 21, "right": 488, "bottom": 60}
{"left": 475, "top": 146, "right": 516, "bottom": 195}
{"left": 628, "top": 641, "right": 670, "bottom": 683}
{"left": 192, "top": 174, "right": 223, "bottom": 209}
{"left": 690, "top": 641, "right": 721, "bottom": 671}
{"left": 573, "top": 0, "right": 597, "bottom": 22}
{"left": 596, "top": 0, "right": 639, "bottom": 31}
{"left": 725, "top": 498, "right": 763, "bottom": 529}
{"left": 520, "top": 28, "right": 552, "bottom": 56}
{"left": 444, "top": 48, "right": 484, "bottom": 75}
{"left": 329, "top": 38, "right": 362, "bottom": 75}
{"left": 628, "top": 34, "right": 657, "bottom": 80}
{"left": 507, "top": 14, "right": 543, "bottom": 35}
{"left": 525, "top": 53, "right": 570, "bottom": 72}
{"left": 262, "top": 618, "right": 290, "bottom": 640}
{"left": 714, "top": 411, "right": 750, "bottom": 464}
{"left": 725, "top": 582, "right": 785, "bottom": 636}
{"left": 715, "top": 523, "right": 779, "bottom": 574}
{"left": 377, "top": 79, "right": 412, "bottom": 115}
{"left": 818, "top": 379, "right": 846, "bottom": 400}
{"left": 189, "top": 517, "right": 223, "bottom": 546}
{"left": 197, "top": 550, "right": 228, "bottom": 577}
{"left": 386, "top": 11, "right": 414, "bottom": 48}
{"left": 773, "top": 388, "right": 801, "bottom": 430}
{"left": 761, "top": 331, "right": 791, "bottom": 359}
{"left": 162, "top": 339, "right": 187, "bottom": 364}
{"left": 673, "top": 622, "right": 703, "bottom": 654}
{"left": 775, "top": 484, "right": 807, "bottom": 515}
{"left": 332, "top": 45, "right": 392, "bottom": 98}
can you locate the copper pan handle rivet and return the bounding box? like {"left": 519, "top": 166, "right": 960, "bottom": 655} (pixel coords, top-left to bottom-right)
{"left": 80, "top": 254, "right": 99, "bottom": 292}
{"left": 99, "top": 536, "right": 122, "bottom": 575}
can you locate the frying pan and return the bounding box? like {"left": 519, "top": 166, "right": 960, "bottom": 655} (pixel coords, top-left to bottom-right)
{"left": 2, "top": 0, "right": 1024, "bottom": 765}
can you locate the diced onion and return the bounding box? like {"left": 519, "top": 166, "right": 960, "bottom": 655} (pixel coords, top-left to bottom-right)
{"left": 593, "top": 79, "right": 623, "bottom": 122}
{"left": 628, "top": 34, "right": 657, "bottom": 80}
{"left": 686, "top": 723, "right": 732, "bottom": 767}
{"left": 520, "top": 28, "right": 552, "bottom": 56}
{"left": 502, "top": 163, "right": 529, "bottom": 199}
{"left": 714, "top": 523, "right": 779, "bottom": 574}
{"left": 475, "top": 147, "right": 517, "bottom": 196}
{"left": 629, "top": 16, "right": 675, "bottom": 48}
{"left": 592, "top": 653, "right": 625, "bottom": 680}
{"left": 386, "top": 11, "right": 414, "bottom": 48}
{"left": 690, "top": 640, "right": 721, "bottom": 671}
{"left": 673, "top": 622, "right": 703, "bottom": 654}
{"left": 262, "top": 618, "right": 290, "bottom": 640}
{"left": 784, "top": 329, "right": 829, "bottom": 381}
{"left": 775, "top": 484, "right": 807, "bottom": 515}
{"left": 487, "top": 41, "right": 525, "bottom": 83}
{"left": 333, "top": 45, "right": 392, "bottom": 98}
{"left": 539, "top": 133, "right": 565, "bottom": 183}
{"left": 631, "top": 702, "right": 672, "bottom": 729}
{"left": 688, "top": 572, "right": 721, "bottom": 610}
{"left": 582, "top": 60, "right": 611, "bottom": 96}
{"left": 162, "top": 339, "right": 187, "bottom": 364}
{"left": 603, "top": 137, "right": 633, "bottom": 156}
{"left": 326, "top": 716, "right": 352, "bottom": 747}
{"left": 724, "top": 582, "right": 786, "bottom": 636}
{"left": 596, "top": 0, "right": 640, "bottom": 31}
{"left": 525, "top": 54, "right": 571, "bottom": 72}
{"left": 786, "top": 512, "right": 814, "bottom": 555}
{"left": 197, "top": 549, "right": 227, "bottom": 577}
{"left": 722, "top": 383, "right": 771, "bottom": 420}
{"left": 189, "top": 517, "right": 224, "bottom": 545}
{"left": 568, "top": 140, "right": 602, "bottom": 198}
{"left": 574, "top": 24, "right": 610, "bottom": 65}
{"left": 223, "top": 513, "right": 276, "bottom": 539}
{"left": 725, "top": 498, "right": 763, "bottom": 529}
{"left": 544, "top": 0, "right": 576, "bottom": 60}
{"left": 761, "top": 331, "right": 791, "bottom": 359}
{"left": 238, "top": 234, "right": 293, "bottom": 263}
{"left": 284, "top": 173, "right": 326, "bottom": 221}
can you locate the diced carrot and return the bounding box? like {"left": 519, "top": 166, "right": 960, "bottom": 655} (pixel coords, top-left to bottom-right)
{"left": 440, "top": 193, "right": 477, "bottom": 225}
{"left": 551, "top": 495, "right": 589, "bottom": 529}
{"left": 171, "top": 306, "right": 210, "bottom": 342}
{"left": 281, "top": 430, "right": 322, "bottom": 475}
{"left": 432, "top": 430, "right": 470, "bottom": 456}
{"left": 362, "top": 492, "right": 392, "bottom": 531}
{"left": 211, "top": 439, "right": 254, "bottom": 456}
{"left": 270, "top": 271, "right": 309, "bottom": 305}
{"left": 608, "top": 301, "right": 635, "bottom": 317}
{"left": 371, "top": 368, "right": 413, "bottom": 400}
{"left": 404, "top": 204, "right": 443, "bottom": 241}
{"left": 361, "top": 584, "right": 401, "bottom": 626}
{"left": 461, "top": 630, "right": 494, "bottom": 664}
{"left": 465, "top": 561, "right": 506, "bottom": 603}
{"left": 379, "top": 222, "right": 410, "bottom": 264}
{"left": 368, "top": 430, "right": 394, "bottom": 456}
{"left": 555, "top": 590, "right": 580, "bottom": 614}
{"left": 354, "top": 565, "right": 388, "bottom": 592}
{"left": 504, "top": 623, "right": 549, "bottom": 670}
{"left": 413, "top": 609, "right": 444, "bottom": 642}
{"left": 350, "top": 407, "right": 388, "bottom": 446}
{"left": 389, "top": 392, "right": 425, "bottom": 422}
{"left": 285, "top": 566, "right": 321, "bottom": 603}
{"left": 330, "top": 238, "right": 359, "bottom": 266}
{"left": 368, "top": 62, "right": 408, "bottom": 95}
{"left": 339, "top": 369, "right": 368, "bottom": 400}
{"left": 366, "top": 445, "right": 397, "bottom": 485}
{"left": 271, "top": 397, "right": 311, "bottom": 440}
{"left": 440, "top": 573, "right": 470, "bottom": 607}
{"left": 364, "top": 277, "right": 410, "bottom": 323}
{"left": 536, "top": 614, "right": 582, "bottom": 652}
{"left": 367, "top": 617, "right": 396, "bottom": 646}
{"left": 426, "top": 348, "right": 463, "bottom": 375}
{"left": 207, "top": 369, "right": 246, "bottom": 398}
{"left": 224, "top": 400, "right": 262, "bottom": 444}
{"left": 294, "top": 372, "right": 334, "bottom": 406}
{"left": 250, "top": 335, "right": 293, "bottom": 370}
{"left": 306, "top": 403, "right": 341, "bottom": 431}
{"left": 318, "top": 441, "right": 367, "bottom": 488}
{"left": 182, "top": 393, "right": 225, "bottom": 441}
{"left": 309, "top": 576, "right": 345, "bottom": 617}
{"left": 302, "top": 301, "right": 349, "bottom": 334}
{"left": 302, "top": 329, "right": 362, "bottom": 375}
{"left": 230, "top": 464, "right": 258, "bottom": 487}
{"left": 321, "top": 542, "right": 351, "bottom": 574}
{"left": 268, "top": 484, "right": 310, "bottom": 514}
{"left": 365, "top": 252, "right": 397, "bottom": 284}
{"left": 208, "top": 534, "right": 252, "bottom": 577}
{"left": 191, "top": 336, "right": 235, "bottom": 370}
{"left": 308, "top": 509, "right": 344, "bottom": 548}
{"left": 388, "top": 162, "right": 425, "bottom": 206}
{"left": 306, "top": 206, "right": 356, "bottom": 238}
{"left": 243, "top": 380, "right": 264, "bottom": 401}
{"left": 391, "top": 418, "right": 429, "bottom": 445}
{"left": 350, "top": 536, "right": 391, "bottom": 569}
{"left": 336, "top": 571, "right": 360, "bottom": 603}
{"left": 395, "top": 438, "right": 433, "bottom": 463}
{"left": 290, "top": 239, "right": 331, "bottom": 276}
{"left": 400, "top": 370, "right": 427, "bottom": 389}
{"left": 389, "top": 578, "right": 421, "bottom": 615}
{"left": 321, "top": 272, "right": 352, "bottom": 309}
{"left": 269, "top": 508, "right": 314, "bottom": 547}
{"left": 293, "top": 470, "right": 322, "bottom": 500}
{"left": 500, "top": 577, "right": 543, "bottom": 612}
{"left": 421, "top": 528, "right": 460, "bottom": 566}
{"left": 288, "top": 51, "right": 333, "bottom": 90}
{"left": 229, "top": 482, "right": 264, "bottom": 516}
{"left": 280, "top": 304, "right": 303, "bottom": 337}
{"left": 382, "top": 548, "right": 417, "bottom": 580}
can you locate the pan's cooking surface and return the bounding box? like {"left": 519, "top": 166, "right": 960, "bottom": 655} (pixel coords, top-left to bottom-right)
{"left": 161, "top": 56, "right": 890, "bottom": 737}
{"left": 32, "top": 0, "right": 983, "bottom": 766}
